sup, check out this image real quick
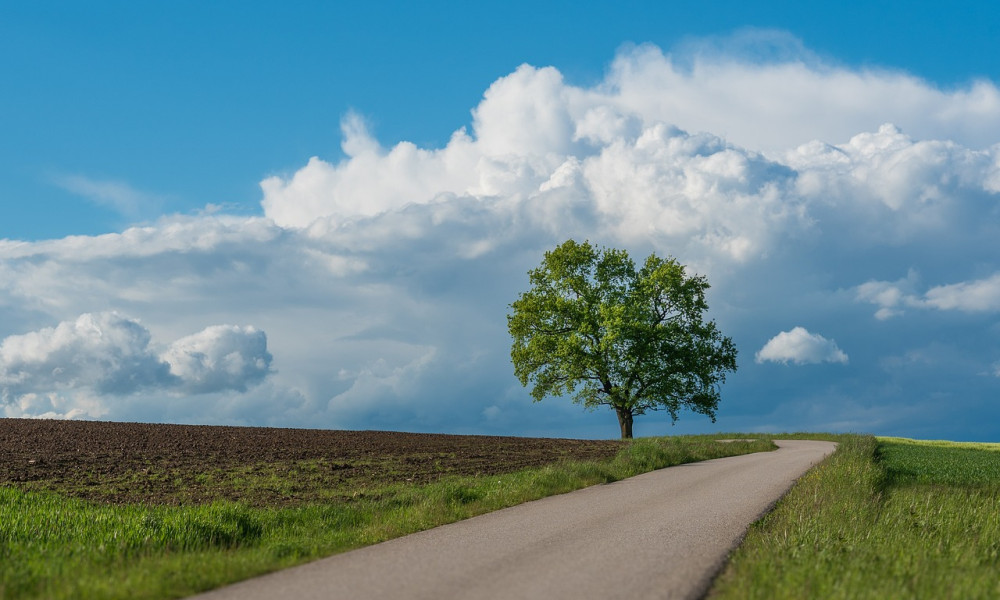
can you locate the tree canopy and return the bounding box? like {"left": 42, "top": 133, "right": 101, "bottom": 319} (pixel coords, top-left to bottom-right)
{"left": 507, "top": 240, "right": 738, "bottom": 439}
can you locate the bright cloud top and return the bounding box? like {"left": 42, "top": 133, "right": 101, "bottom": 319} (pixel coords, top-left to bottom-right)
{"left": 610, "top": 36, "right": 1000, "bottom": 151}
{"left": 261, "top": 46, "right": 1000, "bottom": 272}
{"left": 755, "top": 327, "right": 849, "bottom": 365}
{"left": 0, "top": 312, "right": 272, "bottom": 418}
{"left": 161, "top": 324, "right": 272, "bottom": 394}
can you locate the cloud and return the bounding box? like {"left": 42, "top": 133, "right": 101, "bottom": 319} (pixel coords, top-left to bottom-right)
{"left": 857, "top": 272, "right": 1000, "bottom": 317}
{"left": 161, "top": 325, "right": 272, "bottom": 394}
{"left": 260, "top": 65, "right": 810, "bottom": 266}
{"left": 608, "top": 34, "right": 1000, "bottom": 151}
{"left": 3, "top": 391, "right": 110, "bottom": 421}
{"left": 755, "top": 327, "right": 849, "bottom": 365}
{"left": 259, "top": 44, "right": 1000, "bottom": 272}
{"left": 260, "top": 111, "right": 483, "bottom": 230}
{"left": 0, "top": 312, "right": 272, "bottom": 418}
{"left": 0, "top": 312, "right": 173, "bottom": 396}
{"left": 922, "top": 273, "right": 1000, "bottom": 312}
{"left": 52, "top": 174, "right": 164, "bottom": 218}
{"left": 855, "top": 271, "right": 922, "bottom": 320}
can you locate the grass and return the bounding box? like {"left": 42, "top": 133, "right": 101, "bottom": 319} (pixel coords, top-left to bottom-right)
{"left": 0, "top": 434, "right": 773, "bottom": 600}
{"left": 878, "top": 438, "right": 1000, "bottom": 487}
{"left": 708, "top": 435, "right": 1000, "bottom": 600}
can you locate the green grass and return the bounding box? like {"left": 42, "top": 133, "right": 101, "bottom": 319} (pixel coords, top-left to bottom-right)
{"left": 709, "top": 435, "right": 1000, "bottom": 600}
{"left": 0, "top": 435, "right": 773, "bottom": 600}
{"left": 878, "top": 439, "right": 1000, "bottom": 486}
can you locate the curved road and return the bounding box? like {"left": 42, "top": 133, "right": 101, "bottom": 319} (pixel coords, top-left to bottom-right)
{"left": 189, "top": 440, "right": 836, "bottom": 600}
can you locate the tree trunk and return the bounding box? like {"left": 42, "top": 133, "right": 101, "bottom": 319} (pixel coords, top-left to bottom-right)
{"left": 615, "top": 406, "right": 634, "bottom": 439}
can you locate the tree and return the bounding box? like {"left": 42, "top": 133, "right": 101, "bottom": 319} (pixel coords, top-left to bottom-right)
{"left": 508, "top": 240, "right": 737, "bottom": 439}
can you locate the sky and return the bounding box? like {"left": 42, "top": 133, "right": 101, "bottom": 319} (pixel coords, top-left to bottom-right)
{"left": 2, "top": 1, "right": 999, "bottom": 440}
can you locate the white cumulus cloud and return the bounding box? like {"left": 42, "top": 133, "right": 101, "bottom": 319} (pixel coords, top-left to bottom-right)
{"left": 258, "top": 42, "right": 1000, "bottom": 274}
{"left": 608, "top": 31, "right": 1000, "bottom": 151}
{"left": 161, "top": 325, "right": 272, "bottom": 394}
{"left": 0, "top": 312, "right": 172, "bottom": 396}
{"left": 755, "top": 327, "right": 849, "bottom": 365}
{"left": 0, "top": 312, "right": 273, "bottom": 418}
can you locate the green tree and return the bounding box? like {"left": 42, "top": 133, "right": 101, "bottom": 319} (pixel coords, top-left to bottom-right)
{"left": 508, "top": 240, "right": 738, "bottom": 439}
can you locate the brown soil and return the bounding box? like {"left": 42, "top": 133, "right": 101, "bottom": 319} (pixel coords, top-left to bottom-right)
{"left": 0, "top": 418, "right": 622, "bottom": 507}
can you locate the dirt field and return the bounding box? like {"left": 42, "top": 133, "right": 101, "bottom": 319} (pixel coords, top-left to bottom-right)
{"left": 0, "top": 418, "right": 623, "bottom": 507}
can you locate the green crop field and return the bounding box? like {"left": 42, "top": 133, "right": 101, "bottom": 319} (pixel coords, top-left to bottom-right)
{"left": 878, "top": 438, "right": 1000, "bottom": 486}
{"left": 709, "top": 435, "right": 1000, "bottom": 600}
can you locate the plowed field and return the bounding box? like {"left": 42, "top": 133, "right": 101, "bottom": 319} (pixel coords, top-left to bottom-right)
{"left": 0, "top": 418, "right": 622, "bottom": 507}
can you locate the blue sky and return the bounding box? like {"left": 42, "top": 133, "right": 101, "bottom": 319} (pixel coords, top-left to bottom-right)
{"left": 5, "top": 1, "right": 999, "bottom": 239}
{"left": 2, "top": 2, "right": 999, "bottom": 440}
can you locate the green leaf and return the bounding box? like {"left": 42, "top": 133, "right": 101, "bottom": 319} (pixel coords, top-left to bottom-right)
{"left": 508, "top": 240, "right": 738, "bottom": 438}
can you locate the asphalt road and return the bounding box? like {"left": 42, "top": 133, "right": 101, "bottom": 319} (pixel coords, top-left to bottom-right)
{"left": 188, "top": 439, "right": 836, "bottom": 600}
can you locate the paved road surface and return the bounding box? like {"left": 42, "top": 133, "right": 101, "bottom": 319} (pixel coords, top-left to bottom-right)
{"left": 188, "top": 440, "right": 836, "bottom": 600}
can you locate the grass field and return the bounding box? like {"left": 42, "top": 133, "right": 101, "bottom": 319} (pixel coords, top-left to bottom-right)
{"left": 8, "top": 427, "right": 997, "bottom": 600}
{"left": 0, "top": 433, "right": 772, "bottom": 600}
{"left": 709, "top": 435, "right": 1000, "bottom": 600}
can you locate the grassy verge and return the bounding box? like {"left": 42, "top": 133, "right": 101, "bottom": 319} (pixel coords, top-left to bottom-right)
{"left": 0, "top": 434, "right": 773, "bottom": 600}
{"left": 709, "top": 435, "right": 1000, "bottom": 600}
